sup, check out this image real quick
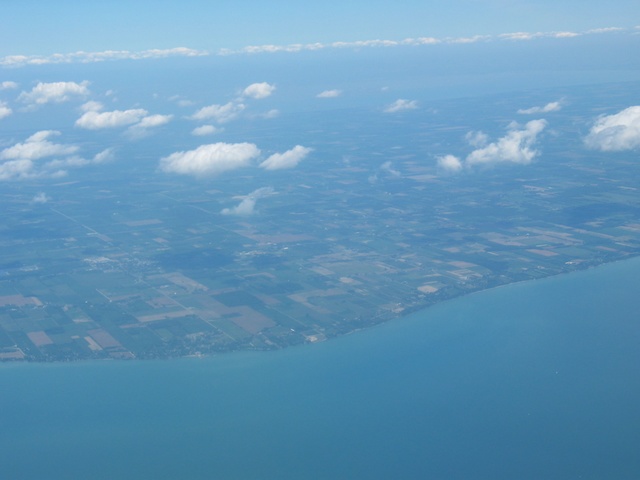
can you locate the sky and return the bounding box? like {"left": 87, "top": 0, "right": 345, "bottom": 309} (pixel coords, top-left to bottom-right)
{"left": 1, "top": 1, "right": 639, "bottom": 183}
{"left": 2, "top": 1, "right": 639, "bottom": 58}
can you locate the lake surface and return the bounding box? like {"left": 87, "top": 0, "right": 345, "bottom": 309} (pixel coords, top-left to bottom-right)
{"left": 1, "top": 258, "right": 639, "bottom": 480}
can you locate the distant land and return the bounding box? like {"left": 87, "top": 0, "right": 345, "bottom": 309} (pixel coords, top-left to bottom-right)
{"left": 1, "top": 82, "right": 639, "bottom": 362}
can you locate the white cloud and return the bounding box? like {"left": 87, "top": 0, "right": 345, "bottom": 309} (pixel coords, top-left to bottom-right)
{"left": 221, "top": 187, "right": 275, "bottom": 216}
{"left": 32, "top": 192, "right": 50, "bottom": 203}
{"left": 380, "top": 161, "right": 401, "bottom": 177}
{"left": 242, "top": 82, "right": 276, "bottom": 99}
{"left": 0, "top": 101, "right": 11, "bottom": 119}
{"left": 0, "top": 131, "right": 111, "bottom": 180}
{"left": 160, "top": 142, "right": 260, "bottom": 177}
{"left": 465, "top": 120, "right": 547, "bottom": 167}
{"left": 437, "top": 154, "right": 463, "bottom": 173}
{"left": 465, "top": 131, "right": 489, "bottom": 148}
{"left": 18, "top": 81, "right": 90, "bottom": 106}
{"left": 259, "top": 145, "right": 312, "bottom": 170}
{"left": 80, "top": 100, "right": 103, "bottom": 112}
{"left": 517, "top": 101, "right": 562, "bottom": 114}
{"left": 1, "top": 47, "right": 207, "bottom": 68}
{"left": 584, "top": 106, "right": 640, "bottom": 151}
{"left": 126, "top": 114, "right": 173, "bottom": 138}
{"left": 1, "top": 81, "right": 18, "bottom": 90}
{"left": 317, "top": 89, "right": 342, "bottom": 98}
{"left": 192, "top": 125, "right": 221, "bottom": 136}
{"left": 384, "top": 99, "right": 418, "bottom": 113}
{"left": 191, "top": 102, "right": 245, "bottom": 123}
{"left": 0, "top": 130, "right": 79, "bottom": 160}
{"left": 76, "top": 108, "right": 148, "bottom": 129}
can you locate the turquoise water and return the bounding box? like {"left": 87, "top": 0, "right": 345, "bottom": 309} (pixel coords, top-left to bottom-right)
{"left": 1, "top": 259, "right": 640, "bottom": 480}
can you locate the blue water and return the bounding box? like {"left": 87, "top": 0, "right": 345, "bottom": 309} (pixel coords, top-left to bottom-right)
{"left": 1, "top": 259, "right": 640, "bottom": 480}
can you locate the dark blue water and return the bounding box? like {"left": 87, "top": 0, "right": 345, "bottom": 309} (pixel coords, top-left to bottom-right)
{"left": 1, "top": 258, "right": 639, "bottom": 480}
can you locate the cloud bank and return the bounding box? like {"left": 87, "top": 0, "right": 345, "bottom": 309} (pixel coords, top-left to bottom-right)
{"left": 1, "top": 47, "right": 207, "bottom": 68}
{"left": 0, "top": 26, "right": 632, "bottom": 68}
{"left": 585, "top": 106, "right": 640, "bottom": 151}
{"left": 259, "top": 145, "right": 312, "bottom": 170}
{"left": 160, "top": 142, "right": 260, "bottom": 177}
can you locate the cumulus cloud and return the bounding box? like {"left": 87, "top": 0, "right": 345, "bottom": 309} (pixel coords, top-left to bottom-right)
{"left": 517, "top": 100, "right": 562, "bottom": 114}
{"left": 221, "top": 187, "right": 275, "bottom": 216}
{"left": 1, "top": 81, "right": 18, "bottom": 89}
{"left": 191, "top": 125, "right": 221, "bottom": 136}
{"left": 437, "top": 154, "right": 463, "bottom": 173}
{"left": 191, "top": 102, "right": 245, "bottom": 123}
{"left": 437, "top": 120, "right": 547, "bottom": 174}
{"left": 317, "top": 89, "right": 342, "bottom": 98}
{"left": 242, "top": 82, "right": 276, "bottom": 99}
{"left": 384, "top": 99, "right": 418, "bottom": 113}
{"left": 76, "top": 108, "right": 148, "bottom": 129}
{"left": 18, "top": 81, "right": 90, "bottom": 106}
{"left": 0, "top": 130, "right": 79, "bottom": 160}
{"left": 259, "top": 145, "right": 312, "bottom": 170}
{"left": 466, "top": 120, "right": 547, "bottom": 167}
{"left": 584, "top": 106, "right": 640, "bottom": 151}
{"left": 126, "top": 114, "right": 173, "bottom": 138}
{"left": 1, "top": 47, "right": 207, "bottom": 68}
{"left": 0, "top": 101, "right": 11, "bottom": 119}
{"left": 160, "top": 142, "right": 260, "bottom": 177}
{"left": 80, "top": 100, "right": 103, "bottom": 112}
{"left": 0, "top": 131, "right": 112, "bottom": 180}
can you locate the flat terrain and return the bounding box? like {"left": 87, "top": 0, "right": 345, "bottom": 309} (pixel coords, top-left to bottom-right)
{"left": 1, "top": 83, "right": 639, "bottom": 361}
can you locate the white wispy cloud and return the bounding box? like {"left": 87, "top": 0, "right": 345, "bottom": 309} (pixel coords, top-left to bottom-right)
{"left": 0, "top": 101, "right": 11, "bottom": 119}
{"left": 1, "top": 27, "right": 632, "bottom": 68}
{"left": 18, "top": 81, "right": 90, "bottom": 106}
{"left": 221, "top": 187, "right": 275, "bottom": 216}
{"left": 191, "top": 101, "right": 246, "bottom": 123}
{"left": 317, "top": 89, "right": 342, "bottom": 98}
{"left": 32, "top": 192, "right": 50, "bottom": 204}
{"left": 0, "top": 131, "right": 112, "bottom": 180}
{"left": 380, "top": 161, "right": 401, "bottom": 177}
{"left": 259, "top": 145, "right": 312, "bottom": 170}
{"left": 584, "top": 106, "right": 640, "bottom": 151}
{"left": 384, "top": 99, "right": 418, "bottom": 113}
{"left": 517, "top": 100, "right": 563, "bottom": 114}
{"left": 1, "top": 81, "right": 18, "bottom": 89}
{"left": 242, "top": 82, "right": 276, "bottom": 99}
{"left": 191, "top": 125, "right": 221, "bottom": 136}
{"left": 76, "top": 108, "right": 148, "bottom": 129}
{"left": 159, "top": 142, "right": 260, "bottom": 177}
{"left": 1, "top": 47, "right": 207, "bottom": 68}
{"left": 126, "top": 114, "right": 173, "bottom": 138}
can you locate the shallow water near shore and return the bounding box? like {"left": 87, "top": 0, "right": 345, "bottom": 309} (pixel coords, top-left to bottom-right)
{"left": 2, "top": 258, "right": 640, "bottom": 480}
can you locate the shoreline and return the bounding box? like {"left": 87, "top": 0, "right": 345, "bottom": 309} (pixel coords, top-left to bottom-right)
{"left": 3, "top": 253, "right": 638, "bottom": 366}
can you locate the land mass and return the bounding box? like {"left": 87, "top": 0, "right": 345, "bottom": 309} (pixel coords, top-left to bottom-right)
{"left": 2, "top": 89, "right": 639, "bottom": 362}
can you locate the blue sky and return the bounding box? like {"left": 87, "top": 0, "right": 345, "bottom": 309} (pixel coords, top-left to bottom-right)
{"left": 2, "top": 1, "right": 639, "bottom": 57}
